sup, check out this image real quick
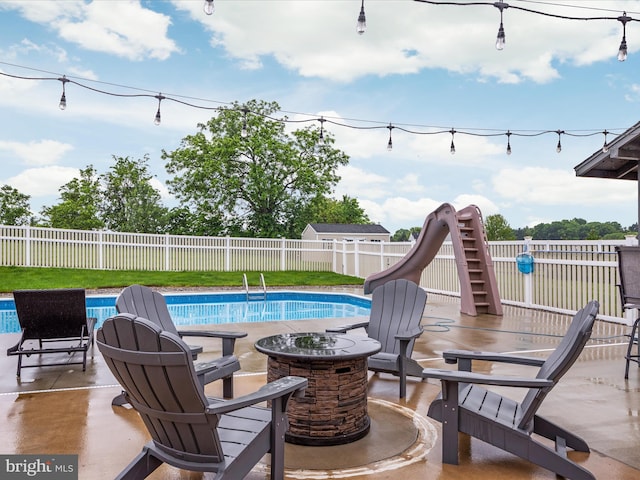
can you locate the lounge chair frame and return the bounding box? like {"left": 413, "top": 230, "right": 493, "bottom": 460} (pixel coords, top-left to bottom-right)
{"left": 7, "top": 288, "right": 96, "bottom": 377}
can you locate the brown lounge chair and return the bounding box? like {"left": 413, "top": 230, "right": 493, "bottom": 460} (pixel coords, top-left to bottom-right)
{"left": 423, "top": 300, "right": 599, "bottom": 480}
{"left": 115, "top": 284, "right": 247, "bottom": 401}
{"left": 327, "top": 278, "right": 426, "bottom": 398}
{"left": 97, "top": 313, "right": 307, "bottom": 480}
{"left": 7, "top": 288, "right": 96, "bottom": 377}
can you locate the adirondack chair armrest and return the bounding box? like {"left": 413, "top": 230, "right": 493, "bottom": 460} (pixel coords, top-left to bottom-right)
{"left": 422, "top": 368, "right": 554, "bottom": 389}
{"left": 177, "top": 330, "right": 248, "bottom": 356}
{"left": 395, "top": 326, "right": 423, "bottom": 341}
{"left": 443, "top": 349, "right": 545, "bottom": 371}
{"left": 326, "top": 321, "right": 369, "bottom": 334}
{"left": 206, "top": 376, "right": 308, "bottom": 414}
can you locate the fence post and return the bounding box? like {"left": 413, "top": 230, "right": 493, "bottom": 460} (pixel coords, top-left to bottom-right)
{"left": 25, "top": 225, "right": 31, "bottom": 267}
{"left": 354, "top": 241, "right": 360, "bottom": 277}
{"left": 281, "top": 237, "right": 286, "bottom": 271}
{"left": 342, "top": 240, "right": 347, "bottom": 275}
{"left": 225, "top": 236, "right": 230, "bottom": 271}
{"left": 98, "top": 231, "right": 104, "bottom": 269}
{"left": 165, "top": 233, "right": 170, "bottom": 270}
{"left": 523, "top": 236, "right": 533, "bottom": 307}
{"left": 380, "top": 242, "right": 385, "bottom": 271}
{"left": 332, "top": 239, "right": 337, "bottom": 273}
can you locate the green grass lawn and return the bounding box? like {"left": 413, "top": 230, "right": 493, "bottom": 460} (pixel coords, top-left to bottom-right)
{"left": 0, "top": 267, "right": 364, "bottom": 293}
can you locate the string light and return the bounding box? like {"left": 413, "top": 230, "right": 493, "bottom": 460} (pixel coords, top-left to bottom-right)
{"left": 357, "top": 0, "right": 366, "bottom": 35}
{"left": 203, "top": 0, "right": 214, "bottom": 16}
{"left": 602, "top": 130, "right": 609, "bottom": 153}
{"left": 556, "top": 130, "right": 563, "bottom": 153}
{"left": 318, "top": 116, "right": 326, "bottom": 145}
{"left": 0, "top": 66, "right": 626, "bottom": 156}
{"left": 495, "top": 1, "right": 507, "bottom": 50}
{"left": 58, "top": 75, "right": 68, "bottom": 110}
{"left": 415, "top": 0, "right": 638, "bottom": 61}
{"left": 618, "top": 12, "right": 631, "bottom": 61}
{"left": 449, "top": 128, "right": 456, "bottom": 154}
{"left": 154, "top": 93, "right": 164, "bottom": 126}
{"left": 241, "top": 106, "right": 249, "bottom": 138}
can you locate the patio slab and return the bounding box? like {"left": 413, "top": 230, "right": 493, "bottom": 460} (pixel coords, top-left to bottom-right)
{"left": 1, "top": 291, "right": 639, "bottom": 479}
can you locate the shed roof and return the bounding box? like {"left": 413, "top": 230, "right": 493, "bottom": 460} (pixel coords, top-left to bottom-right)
{"left": 308, "top": 223, "right": 390, "bottom": 234}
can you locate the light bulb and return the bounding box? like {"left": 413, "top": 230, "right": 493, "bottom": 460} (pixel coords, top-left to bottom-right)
{"left": 241, "top": 122, "right": 248, "bottom": 138}
{"left": 357, "top": 3, "right": 366, "bottom": 35}
{"left": 387, "top": 137, "right": 393, "bottom": 151}
{"left": 618, "top": 38, "right": 628, "bottom": 62}
{"left": 59, "top": 92, "right": 67, "bottom": 110}
{"left": 203, "top": 0, "right": 214, "bottom": 15}
{"left": 450, "top": 140, "right": 455, "bottom": 154}
{"left": 496, "top": 23, "right": 506, "bottom": 50}
{"left": 556, "top": 139, "right": 562, "bottom": 153}
{"left": 602, "top": 142, "right": 609, "bottom": 154}
{"left": 154, "top": 108, "right": 161, "bottom": 126}
{"left": 506, "top": 142, "right": 512, "bottom": 155}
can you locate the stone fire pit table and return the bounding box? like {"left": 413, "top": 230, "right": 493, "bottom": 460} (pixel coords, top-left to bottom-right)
{"left": 255, "top": 332, "right": 381, "bottom": 446}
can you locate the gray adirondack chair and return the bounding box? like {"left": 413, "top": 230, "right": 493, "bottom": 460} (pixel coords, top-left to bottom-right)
{"left": 422, "top": 300, "right": 599, "bottom": 480}
{"left": 97, "top": 313, "right": 307, "bottom": 480}
{"left": 114, "top": 284, "right": 247, "bottom": 402}
{"left": 615, "top": 245, "right": 640, "bottom": 378}
{"left": 327, "top": 279, "right": 426, "bottom": 398}
{"left": 7, "top": 289, "right": 96, "bottom": 377}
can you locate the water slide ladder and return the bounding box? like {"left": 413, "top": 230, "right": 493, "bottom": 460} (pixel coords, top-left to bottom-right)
{"left": 243, "top": 273, "right": 267, "bottom": 301}
{"left": 363, "top": 203, "right": 502, "bottom": 317}
{"left": 454, "top": 206, "right": 503, "bottom": 316}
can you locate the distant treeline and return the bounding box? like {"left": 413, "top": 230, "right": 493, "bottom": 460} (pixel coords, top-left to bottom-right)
{"left": 393, "top": 215, "right": 637, "bottom": 241}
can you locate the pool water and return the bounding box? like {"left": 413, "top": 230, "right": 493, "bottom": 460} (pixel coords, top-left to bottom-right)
{"left": 0, "top": 291, "right": 371, "bottom": 334}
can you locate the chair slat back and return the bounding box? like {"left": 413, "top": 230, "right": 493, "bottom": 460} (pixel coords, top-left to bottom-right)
{"left": 517, "top": 300, "right": 599, "bottom": 429}
{"left": 367, "top": 279, "right": 427, "bottom": 355}
{"left": 616, "top": 246, "right": 640, "bottom": 306}
{"left": 115, "top": 285, "right": 178, "bottom": 335}
{"left": 97, "top": 313, "right": 223, "bottom": 461}
{"left": 13, "top": 289, "right": 88, "bottom": 340}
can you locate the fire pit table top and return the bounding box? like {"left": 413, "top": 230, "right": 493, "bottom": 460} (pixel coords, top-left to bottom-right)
{"left": 255, "top": 332, "right": 381, "bottom": 360}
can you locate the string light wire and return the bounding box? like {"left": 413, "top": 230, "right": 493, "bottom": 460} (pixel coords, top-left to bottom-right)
{"left": 0, "top": 62, "right": 625, "bottom": 154}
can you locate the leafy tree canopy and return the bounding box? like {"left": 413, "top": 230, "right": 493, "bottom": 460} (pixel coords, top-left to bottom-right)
{"left": 101, "top": 155, "right": 169, "bottom": 234}
{"left": 162, "top": 99, "right": 350, "bottom": 238}
{"left": 485, "top": 214, "right": 516, "bottom": 241}
{"left": 0, "top": 185, "right": 33, "bottom": 226}
{"left": 40, "top": 166, "right": 104, "bottom": 230}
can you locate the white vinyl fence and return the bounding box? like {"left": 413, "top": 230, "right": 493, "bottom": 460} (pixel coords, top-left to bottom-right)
{"left": 1, "top": 225, "right": 637, "bottom": 324}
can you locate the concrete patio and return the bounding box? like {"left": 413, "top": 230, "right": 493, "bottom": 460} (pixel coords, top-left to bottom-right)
{"left": 1, "top": 290, "right": 639, "bottom": 479}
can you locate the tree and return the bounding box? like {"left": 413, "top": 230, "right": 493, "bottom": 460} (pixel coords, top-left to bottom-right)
{"left": 0, "top": 185, "right": 33, "bottom": 225}
{"left": 101, "top": 155, "right": 169, "bottom": 233}
{"left": 484, "top": 214, "right": 516, "bottom": 241}
{"left": 163, "top": 99, "right": 350, "bottom": 238}
{"left": 308, "top": 195, "right": 370, "bottom": 224}
{"left": 41, "top": 166, "right": 104, "bottom": 230}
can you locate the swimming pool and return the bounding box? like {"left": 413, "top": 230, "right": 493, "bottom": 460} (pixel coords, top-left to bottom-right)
{"left": 0, "top": 291, "right": 371, "bottom": 334}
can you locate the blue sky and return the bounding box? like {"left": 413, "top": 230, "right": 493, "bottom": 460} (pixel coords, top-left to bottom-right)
{"left": 1, "top": 0, "right": 639, "bottom": 234}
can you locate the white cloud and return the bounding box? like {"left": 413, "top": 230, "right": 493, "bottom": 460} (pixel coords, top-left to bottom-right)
{"left": 171, "top": 0, "right": 632, "bottom": 84}
{"left": 1, "top": 0, "right": 180, "bottom": 60}
{"left": 492, "top": 167, "right": 636, "bottom": 206}
{"left": 4, "top": 165, "right": 79, "bottom": 198}
{"left": 0, "top": 140, "right": 73, "bottom": 166}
